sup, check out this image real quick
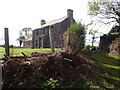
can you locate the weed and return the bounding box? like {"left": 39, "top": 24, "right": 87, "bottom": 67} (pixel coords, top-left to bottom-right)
{"left": 32, "top": 78, "right": 60, "bottom": 89}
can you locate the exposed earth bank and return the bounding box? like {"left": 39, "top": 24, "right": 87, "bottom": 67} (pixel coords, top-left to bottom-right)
{"left": 2, "top": 52, "right": 97, "bottom": 88}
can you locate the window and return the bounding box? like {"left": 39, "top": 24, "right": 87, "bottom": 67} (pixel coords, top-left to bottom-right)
{"left": 36, "top": 30, "right": 38, "bottom": 35}
{"left": 43, "top": 28, "right": 45, "bottom": 34}
{"left": 39, "top": 38, "right": 42, "bottom": 48}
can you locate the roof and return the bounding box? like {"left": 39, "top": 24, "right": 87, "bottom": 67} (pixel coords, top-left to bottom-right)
{"left": 41, "top": 16, "right": 68, "bottom": 27}
{"left": 109, "top": 25, "right": 120, "bottom": 34}
{"left": 25, "top": 37, "right": 32, "bottom": 41}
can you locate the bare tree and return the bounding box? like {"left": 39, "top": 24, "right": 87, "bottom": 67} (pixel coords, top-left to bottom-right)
{"left": 89, "top": 29, "right": 103, "bottom": 46}
{"left": 17, "top": 35, "right": 25, "bottom": 47}
{"left": 17, "top": 27, "right": 32, "bottom": 47}
{"left": 22, "top": 27, "right": 32, "bottom": 39}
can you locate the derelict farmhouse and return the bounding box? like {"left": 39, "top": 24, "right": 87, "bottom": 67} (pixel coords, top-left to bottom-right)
{"left": 23, "top": 9, "right": 75, "bottom": 48}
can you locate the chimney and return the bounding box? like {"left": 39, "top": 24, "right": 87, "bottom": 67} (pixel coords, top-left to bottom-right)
{"left": 67, "top": 9, "right": 73, "bottom": 17}
{"left": 41, "top": 19, "right": 46, "bottom": 25}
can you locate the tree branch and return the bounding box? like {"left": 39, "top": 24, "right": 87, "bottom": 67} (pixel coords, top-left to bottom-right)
{"left": 115, "top": 0, "right": 120, "bottom": 7}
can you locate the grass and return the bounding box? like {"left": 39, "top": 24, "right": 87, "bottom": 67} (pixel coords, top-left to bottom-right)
{"left": 85, "top": 50, "right": 120, "bottom": 89}
{"left": 111, "top": 56, "right": 120, "bottom": 60}
{"left": 0, "top": 47, "right": 61, "bottom": 58}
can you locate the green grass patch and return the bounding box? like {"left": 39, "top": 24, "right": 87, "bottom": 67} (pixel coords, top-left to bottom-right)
{"left": 102, "top": 64, "right": 120, "bottom": 70}
{"left": 111, "top": 56, "right": 120, "bottom": 60}
{"left": 89, "top": 75, "right": 115, "bottom": 89}
{"left": 0, "top": 47, "right": 61, "bottom": 58}
{"left": 85, "top": 50, "right": 120, "bottom": 89}
{"left": 85, "top": 51, "right": 120, "bottom": 66}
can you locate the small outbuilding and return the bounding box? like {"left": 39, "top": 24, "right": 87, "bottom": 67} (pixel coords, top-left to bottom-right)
{"left": 23, "top": 37, "right": 32, "bottom": 48}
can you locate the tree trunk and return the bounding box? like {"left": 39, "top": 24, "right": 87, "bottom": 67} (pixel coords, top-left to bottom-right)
{"left": 20, "top": 40, "right": 23, "bottom": 47}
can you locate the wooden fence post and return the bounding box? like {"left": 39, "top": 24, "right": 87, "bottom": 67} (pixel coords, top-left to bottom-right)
{"left": 49, "top": 25, "right": 55, "bottom": 53}
{"left": 4, "top": 28, "right": 10, "bottom": 56}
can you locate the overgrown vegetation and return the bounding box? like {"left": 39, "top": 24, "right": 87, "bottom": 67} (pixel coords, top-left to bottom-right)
{"left": 33, "top": 78, "right": 61, "bottom": 89}
{"left": 63, "top": 22, "right": 86, "bottom": 52}
{"left": 69, "top": 22, "right": 86, "bottom": 50}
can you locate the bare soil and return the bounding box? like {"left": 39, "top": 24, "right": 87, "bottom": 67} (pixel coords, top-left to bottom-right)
{"left": 2, "top": 51, "right": 97, "bottom": 88}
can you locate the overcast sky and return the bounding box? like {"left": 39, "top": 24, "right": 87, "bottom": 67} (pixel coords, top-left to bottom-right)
{"left": 0, "top": 0, "right": 112, "bottom": 46}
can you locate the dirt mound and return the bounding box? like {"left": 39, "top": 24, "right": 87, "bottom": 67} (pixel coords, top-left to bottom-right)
{"left": 2, "top": 52, "right": 97, "bottom": 88}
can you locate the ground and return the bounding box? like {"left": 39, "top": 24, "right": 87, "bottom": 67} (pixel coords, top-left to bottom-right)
{"left": 0, "top": 47, "right": 60, "bottom": 58}
{"left": 85, "top": 51, "right": 120, "bottom": 89}
{"left": 1, "top": 48, "right": 120, "bottom": 89}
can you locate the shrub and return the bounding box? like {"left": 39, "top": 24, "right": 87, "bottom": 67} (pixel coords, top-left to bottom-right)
{"left": 33, "top": 78, "right": 60, "bottom": 89}
{"left": 63, "top": 22, "right": 86, "bottom": 53}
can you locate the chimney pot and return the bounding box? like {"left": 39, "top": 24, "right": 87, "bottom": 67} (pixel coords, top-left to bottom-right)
{"left": 41, "top": 19, "right": 46, "bottom": 25}
{"left": 67, "top": 9, "right": 73, "bottom": 17}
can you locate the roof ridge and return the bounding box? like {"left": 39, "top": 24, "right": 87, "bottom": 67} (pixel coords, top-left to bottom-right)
{"left": 41, "top": 16, "right": 68, "bottom": 27}
{"left": 47, "top": 16, "right": 68, "bottom": 23}
{"left": 25, "top": 37, "right": 32, "bottom": 41}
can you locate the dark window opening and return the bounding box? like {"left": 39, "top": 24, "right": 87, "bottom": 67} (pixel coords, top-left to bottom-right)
{"left": 43, "top": 29, "right": 45, "bottom": 34}
{"left": 36, "top": 30, "right": 38, "bottom": 35}
{"left": 39, "top": 38, "right": 42, "bottom": 48}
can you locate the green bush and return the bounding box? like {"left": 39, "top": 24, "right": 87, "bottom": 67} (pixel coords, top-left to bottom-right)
{"left": 69, "top": 23, "right": 86, "bottom": 50}
{"left": 84, "top": 45, "right": 91, "bottom": 50}
{"left": 63, "top": 22, "right": 86, "bottom": 52}
{"left": 33, "top": 78, "right": 60, "bottom": 89}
